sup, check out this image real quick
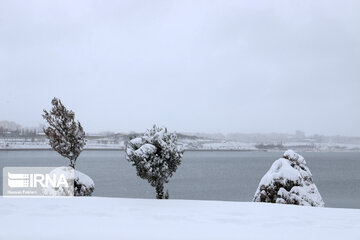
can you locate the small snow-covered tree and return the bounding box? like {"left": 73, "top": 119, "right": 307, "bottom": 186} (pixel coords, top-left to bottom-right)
{"left": 42, "top": 98, "right": 85, "bottom": 169}
{"left": 42, "top": 98, "right": 94, "bottom": 196}
{"left": 126, "top": 125, "right": 184, "bottom": 199}
{"left": 253, "top": 150, "right": 324, "bottom": 207}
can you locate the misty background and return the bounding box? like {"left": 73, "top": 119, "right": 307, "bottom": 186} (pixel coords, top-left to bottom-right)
{"left": 1, "top": 0, "right": 359, "bottom": 136}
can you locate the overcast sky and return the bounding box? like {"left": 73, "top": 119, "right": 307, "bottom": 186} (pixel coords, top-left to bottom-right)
{"left": 0, "top": 0, "right": 359, "bottom": 136}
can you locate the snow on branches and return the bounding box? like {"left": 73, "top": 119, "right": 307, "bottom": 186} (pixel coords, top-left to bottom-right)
{"left": 253, "top": 150, "right": 324, "bottom": 207}
{"left": 42, "top": 98, "right": 86, "bottom": 169}
{"left": 126, "top": 125, "right": 184, "bottom": 199}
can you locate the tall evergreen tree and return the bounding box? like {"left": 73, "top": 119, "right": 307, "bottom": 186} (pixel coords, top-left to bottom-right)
{"left": 42, "top": 97, "right": 86, "bottom": 169}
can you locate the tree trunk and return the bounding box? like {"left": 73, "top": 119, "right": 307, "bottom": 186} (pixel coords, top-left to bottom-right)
{"left": 70, "top": 158, "right": 76, "bottom": 169}
{"left": 155, "top": 184, "right": 164, "bottom": 199}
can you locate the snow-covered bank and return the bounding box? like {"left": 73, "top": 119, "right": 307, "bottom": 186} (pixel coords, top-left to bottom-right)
{"left": 1, "top": 197, "right": 359, "bottom": 240}
{"left": 1, "top": 137, "right": 360, "bottom": 152}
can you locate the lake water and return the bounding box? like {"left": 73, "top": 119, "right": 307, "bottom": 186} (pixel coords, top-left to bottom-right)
{"left": 0, "top": 150, "right": 359, "bottom": 209}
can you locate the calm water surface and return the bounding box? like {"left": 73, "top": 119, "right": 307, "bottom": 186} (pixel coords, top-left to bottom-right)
{"left": 0, "top": 150, "right": 359, "bottom": 209}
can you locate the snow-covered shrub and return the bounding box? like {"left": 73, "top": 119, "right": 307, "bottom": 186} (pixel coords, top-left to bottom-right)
{"left": 253, "top": 150, "right": 324, "bottom": 207}
{"left": 126, "top": 125, "right": 184, "bottom": 199}
{"left": 43, "top": 167, "right": 95, "bottom": 196}
{"left": 42, "top": 98, "right": 94, "bottom": 196}
{"left": 42, "top": 166, "right": 75, "bottom": 196}
{"left": 74, "top": 170, "right": 95, "bottom": 196}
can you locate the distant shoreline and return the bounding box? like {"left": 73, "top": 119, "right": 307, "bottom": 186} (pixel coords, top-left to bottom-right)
{"left": 0, "top": 148, "right": 259, "bottom": 152}
{"left": 0, "top": 148, "right": 359, "bottom": 153}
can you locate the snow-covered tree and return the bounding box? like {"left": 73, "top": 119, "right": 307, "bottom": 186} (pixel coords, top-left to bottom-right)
{"left": 42, "top": 98, "right": 94, "bottom": 196}
{"left": 253, "top": 150, "right": 324, "bottom": 207}
{"left": 42, "top": 97, "right": 86, "bottom": 169}
{"left": 126, "top": 125, "right": 184, "bottom": 199}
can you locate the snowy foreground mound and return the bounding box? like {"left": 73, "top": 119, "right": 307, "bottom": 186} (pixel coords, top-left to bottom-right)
{"left": 253, "top": 150, "right": 324, "bottom": 207}
{"left": 1, "top": 197, "right": 359, "bottom": 240}
{"left": 44, "top": 167, "right": 95, "bottom": 196}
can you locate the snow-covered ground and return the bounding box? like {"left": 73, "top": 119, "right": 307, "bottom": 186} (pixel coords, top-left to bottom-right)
{"left": 1, "top": 197, "right": 359, "bottom": 239}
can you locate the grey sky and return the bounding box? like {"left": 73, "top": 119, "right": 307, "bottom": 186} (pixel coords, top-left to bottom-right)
{"left": 1, "top": 0, "right": 359, "bottom": 135}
